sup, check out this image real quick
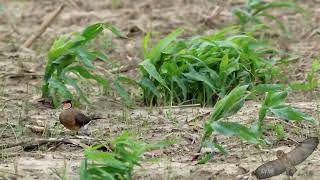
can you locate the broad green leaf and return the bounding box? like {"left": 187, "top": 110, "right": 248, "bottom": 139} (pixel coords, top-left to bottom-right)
{"left": 233, "top": 8, "right": 251, "bottom": 25}
{"left": 90, "top": 167, "right": 116, "bottom": 180}
{"left": 267, "top": 91, "right": 288, "bottom": 107}
{"left": 48, "top": 34, "right": 85, "bottom": 61}
{"left": 210, "top": 85, "right": 249, "bottom": 121}
{"left": 49, "top": 87, "right": 59, "bottom": 108}
{"left": 65, "top": 65, "right": 108, "bottom": 85}
{"left": 212, "top": 121, "right": 260, "bottom": 144}
{"left": 253, "top": 84, "right": 286, "bottom": 92}
{"left": 64, "top": 77, "right": 90, "bottom": 104}
{"left": 183, "top": 70, "right": 215, "bottom": 91}
{"left": 138, "top": 77, "right": 161, "bottom": 98}
{"left": 139, "top": 60, "right": 169, "bottom": 90}
{"left": 90, "top": 51, "right": 110, "bottom": 63}
{"left": 49, "top": 35, "right": 68, "bottom": 49}
{"left": 148, "top": 28, "right": 184, "bottom": 63}
{"left": 44, "top": 64, "right": 54, "bottom": 81}
{"left": 270, "top": 105, "right": 319, "bottom": 125}
{"left": 48, "top": 78, "right": 73, "bottom": 99}
{"left": 81, "top": 23, "right": 105, "bottom": 41}
{"left": 219, "top": 54, "right": 229, "bottom": 75}
{"left": 77, "top": 48, "right": 96, "bottom": 68}
{"left": 172, "top": 76, "right": 187, "bottom": 101}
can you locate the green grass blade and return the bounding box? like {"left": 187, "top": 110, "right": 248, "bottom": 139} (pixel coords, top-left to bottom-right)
{"left": 259, "top": 13, "right": 288, "bottom": 33}
{"left": 211, "top": 121, "right": 260, "bottom": 144}
{"left": 143, "top": 32, "right": 151, "bottom": 58}
{"left": 77, "top": 48, "right": 96, "bottom": 68}
{"left": 48, "top": 78, "right": 73, "bottom": 100}
{"left": 270, "top": 105, "right": 319, "bottom": 125}
{"left": 148, "top": 28, "right": 184, "bottom": 63}
{"left": 66, "top": 65, "right": 108, "bottom": 85}
{"left": 183, "top": 70, "right": 215, "bottom": 91}
{"left": 210, "top": 85, "right": 249, "bottom": 121}
{"left": 114, "top": 78, "right": 132, "bottom": 106}
{"left": 139, "top": 60, "right": 169, "bottom": 90}
{"left": 253, "top": 2, "right": 304, "bottom": 16}
{"left": 172, "top": 76, "right": 187, "bottom": 101}
{"left": 138, "top": 77, "right": 161, "bottom": 98}
{"left": 64, "top": 77, "right": 90, "bottom": 104}
{"left": 81, "top": 23, "right": 105, "bottom": 41}
{"left": 104, "top": 23, "right": 126, "bottom": 38}
{"left": 253, "top": 84, "right": 286, "bottom": 92}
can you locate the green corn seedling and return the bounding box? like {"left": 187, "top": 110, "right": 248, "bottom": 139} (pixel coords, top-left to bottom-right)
{"left": 233, "top": 0, "right": 304, "bottom": 33}
{"left": 80, "top": 132, "right": 172, "bottom": 180}
{"left": 199, "top": 84, "right": 318, "bottom": 163}
{"left": 139, "top": 26, "right": 279, "bottom": 106}
{"left": 41, "top": 23, "right": 124, "bottom": 108}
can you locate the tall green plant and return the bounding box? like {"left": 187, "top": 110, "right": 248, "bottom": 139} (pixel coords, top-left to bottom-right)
{"left": 251, "top": 84, "right": 318, "bottom": 137}
{"left": 199, "top": 84, "right": 318, "bottom": 163}
{"left": 290, "top": 59, "right": 320, "bottom": 91}
{"left": 233, "top": 0, "right": 304, "bottom": 33}
{"left": 80, "top": 132, "right": 169, "bottom": 180}
{"left": 139, "top": 27, "right": 279, "bottom": 106}
{"left": 41, "top": 23, "right": 124, "bottom": 107}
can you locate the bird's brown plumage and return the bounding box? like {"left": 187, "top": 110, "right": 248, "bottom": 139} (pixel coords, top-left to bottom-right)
{"left": 252, "top": 137, "right": 319, "bottom": 179}
{"left": 59, "top": 109, "right": 92, "bottom": 131}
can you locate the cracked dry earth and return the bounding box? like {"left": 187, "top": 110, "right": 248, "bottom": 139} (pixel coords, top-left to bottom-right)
{"left": 1, "top": 0, "right": 320, "bottom": 179}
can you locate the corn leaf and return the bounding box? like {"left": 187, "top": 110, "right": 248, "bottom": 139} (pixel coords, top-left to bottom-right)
{"left": 64, "top": 77, "right": 90, "bottom": 104}
{"left": 270, "top": 105, "right": 319, "bottom": 125}
{"left": 212, "top": 121, "right": 260, "bottom": 144}
{"left": 147, "top": 28, "right": 184, "bottom": 63}
{"left": 139, "top": 60, "right": 169, "bottom": 90}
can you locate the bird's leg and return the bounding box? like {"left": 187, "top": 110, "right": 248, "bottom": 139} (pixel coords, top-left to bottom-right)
{"left": 76, "top": 125, "right": 90, "bottom": 136}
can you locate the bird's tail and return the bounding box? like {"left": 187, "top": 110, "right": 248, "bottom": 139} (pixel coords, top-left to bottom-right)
{"left": 89, "top": 114, "right": 105, "bottom": 120}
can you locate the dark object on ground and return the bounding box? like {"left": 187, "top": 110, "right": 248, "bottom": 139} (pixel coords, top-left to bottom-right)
{"left": 59, "top": 100, "right": 102, "bottom": 131}
{"left": 252, "top": 137, "right": 319, "bottom": 179}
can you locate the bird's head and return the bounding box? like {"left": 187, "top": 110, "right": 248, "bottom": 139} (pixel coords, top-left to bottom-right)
{"left": 61, "top": 100, "right": 72, "bottom": 110}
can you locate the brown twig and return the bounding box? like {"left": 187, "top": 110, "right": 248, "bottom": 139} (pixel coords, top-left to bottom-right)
{"left": 109, "top": 63, "right": 138, "bottom": 74}
{"left": 21, "top": 5, "right": 65, "bottom": 49}
{"left": 0, "top": 169, "right": 24, "bottom": 178}
{"left": 0, "top": 137, "right": 95, "bottom": 150}
{"left": 24, "top": 125, "right": 47, "bottom": 134}
{"left": 0, "top": 72, "right": 44, "bottom": 78}
{"left": 187, "top": 111, "right": 211, "bottom": 122}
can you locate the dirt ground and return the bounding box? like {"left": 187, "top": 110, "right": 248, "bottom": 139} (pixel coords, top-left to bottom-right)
{"left": 0, "top": 0, "right": 320, "bottom": 179}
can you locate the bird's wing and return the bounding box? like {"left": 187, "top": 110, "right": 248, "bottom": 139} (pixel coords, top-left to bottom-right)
{"left": 252, "top": 159, "right": 286, "bottom": 179}
{"left": 73, "top": 109, "right": 91, "bottom": 126}
{"left": 286, "top": 137, "right": 319, "bottom": 166}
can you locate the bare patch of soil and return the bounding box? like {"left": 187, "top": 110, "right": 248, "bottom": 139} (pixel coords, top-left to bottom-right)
{"left": 0, "top": 0, "right": 320, "bottom": 179}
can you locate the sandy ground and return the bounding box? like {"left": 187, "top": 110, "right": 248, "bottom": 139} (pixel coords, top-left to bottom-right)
{"left": 0, "top": 0, "right": 320, "bottom": 179}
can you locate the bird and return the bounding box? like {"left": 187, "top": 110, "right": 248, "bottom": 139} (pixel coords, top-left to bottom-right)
{"left": 59, "top": 100, "right": 102, "bottom": 131}
{"left": 252, "top": 137, "right": 319, "bottom": 179}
